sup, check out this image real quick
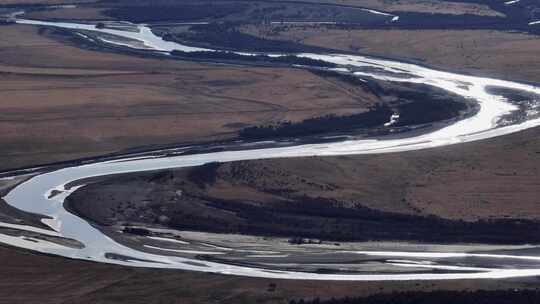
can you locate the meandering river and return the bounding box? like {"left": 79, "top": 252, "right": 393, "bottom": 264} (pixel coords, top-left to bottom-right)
{"left": 2, "top": 18, "right": 540, "bottom": 280}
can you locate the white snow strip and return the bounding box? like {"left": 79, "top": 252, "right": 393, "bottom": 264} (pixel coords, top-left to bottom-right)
{"left": 387, "top": 262, "right": 492, "bottom": 272}
{"left": 0, "top": 222, "right": 62, "bottom": 237}
{"left": 246, "top": 254, "right": 290, "bottom": 258}
{"left": 143, "top": 245, "right": 225, "bottom": 255}
{"left": 147, "top": 236, "right": 189, "bottom": 245}
{"left": 356, "top": 251, "right": 540, "bottom": 261}
{"left": 0, "top": 234, "right": 71, "bottom": 251}
{"left": 362, "top": 8, "right": 394, "bottom": 17}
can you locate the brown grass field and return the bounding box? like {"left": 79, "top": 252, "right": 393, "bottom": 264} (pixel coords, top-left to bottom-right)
{"left": 204, "top": 125, "right": 540, "bottom": 221}
{"left": 24, "top": 7, "right": 112, "bottom": 20}
{"left": 0, "top": 24, "right": 378, "bottom": 170}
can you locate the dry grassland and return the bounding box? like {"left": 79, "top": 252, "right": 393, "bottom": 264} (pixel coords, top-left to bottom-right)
{"left": 0, "top": 25, "right": 377, "bottom": 170}
{"left": 207, "top": 126, "right": 540, "bottom": 221}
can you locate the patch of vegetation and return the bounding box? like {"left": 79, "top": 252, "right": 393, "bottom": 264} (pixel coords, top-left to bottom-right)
{"left": 170, "top": 50, "right": 338, "bottom": 68}
{"left": 239, "top": 104, "right": 392, "bottom": 140}
{"left": 387, "top": 12, "right": 510, "bottom": 30}
{"left": 168, "top": 195, "right": 540, "bottom": 244}
{"left": 291, "top": 289, "right": 540, "bottom": 304}
{"left": 101, "top": 0, "right": 391, "bottom": 24}
{"left": 188, "top": 162, "right": 221, "bottom": 188}
{"left": 166, "top": 22, "right": 324, "bottom": 53}
{"left": 122, "top": 227, "right": 150, "bottom": 236}
{"left": 394, "top": 93, "right": 471, "bottom": 126}
{"left": 103, "top": 3, "right": 249, "bottom": 23}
